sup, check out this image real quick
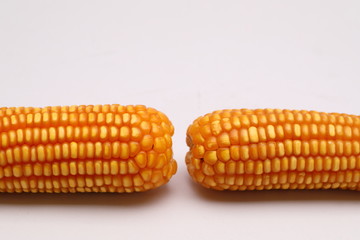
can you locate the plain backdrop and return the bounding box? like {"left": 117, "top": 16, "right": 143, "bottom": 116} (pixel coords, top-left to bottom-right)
{"left": 1, "top": 1, "right": 360, "bottom": 239}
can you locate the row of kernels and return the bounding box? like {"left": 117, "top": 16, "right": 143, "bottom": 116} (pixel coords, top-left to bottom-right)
{"left": 0, "top": 112, "right": 171, "bottom": 134}
{"left": 0, "top": 121, "right": 171, "bottom": 141}
{"left": 0, "top": 186, "right": 146, "bottom": 193}
{"left": 0, "top": 160, "right": 130, "bottom": 178}
{"left": 0, "top": 126, "right": 170, "bottom": 150}
{"left": 0, "top": 105, "right": 149, "bottom": 116}
{"left": 0, "top": 141, "right": 170, "bottom": 168}
{"left": 0, "top": 112, "right": 133, "bottom": 130}
{"left": 201, "top": 140, "right": 360, "bottom": 163}
{"left": 0, "top": 160, "right": 169, "bottom": 185}
{"left": 190, "top": 155, "right": 360, "bottom": 177}
{"left": 195, "top": 110, "right": 360, "bottom": 128}
{"left": 204, "top": 183, "right": 358, "bottom": 191}
{"left": 0, "top": 141, "right": 143, "bottom": 165}
{"left": 194, "top": 123, "right": 360, "bottom": 147}
{"left": 194, "top": 171, "right": 360, "bottom": 189}
{"left": 0, "top": 174, "right": 161, "bottom": 193}
{"left": 0, "top": 154, "right": 172, "bottom": 178}
{"left": 1, "top": 138, "right": 170, "bottom": 164}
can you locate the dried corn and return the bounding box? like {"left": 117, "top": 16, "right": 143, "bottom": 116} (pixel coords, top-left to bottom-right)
{"left": 186, "top": 109, "right": 360, "bottom": 191}
{"left": 0, "top": 104, "right": 177, "bottom": 193}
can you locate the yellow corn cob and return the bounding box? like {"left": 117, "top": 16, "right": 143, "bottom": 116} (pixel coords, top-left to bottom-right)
{"left": 0, "top": 104, "right": 177, "bottom": 193}
{"left": 186, "top": 109, "right": 360, "bottom": 191}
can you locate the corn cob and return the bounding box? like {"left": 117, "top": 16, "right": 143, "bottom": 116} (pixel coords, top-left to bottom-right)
{"left": 186, "top": 109, "right": 360, "bottom": 191}
{"left": 0, "top": 104, "right": 177, "bottom": 193}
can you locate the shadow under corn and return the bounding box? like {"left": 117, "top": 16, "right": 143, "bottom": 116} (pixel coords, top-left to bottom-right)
{"left": 0, "top": 185, "right": 169, "bottom": 206}
{"left": 189, "top": 179, "right": 360, "bottom": 203}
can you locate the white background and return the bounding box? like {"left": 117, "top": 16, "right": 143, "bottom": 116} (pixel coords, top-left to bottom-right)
{"left": 1, "top": 1, "right": 360, "bottom": 239}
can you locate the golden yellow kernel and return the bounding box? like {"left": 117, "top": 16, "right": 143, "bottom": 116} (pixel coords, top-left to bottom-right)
{"left": 214, "top": 161, "right": 225, "bottom": 174}
{"left": 323, "top": 157, "right": 332, "bottom": 171}
{"left": 13, "top": 165, "right": 23, "bottom": 177}
{"left": 265, "top": 125, "right": 275, "bottom": 140}
{"left": 103, "top": 142, "right": 112, "bottom": 159}
{"left": 129, "top": 141, "right": 140, "bottom": 157}
{"left": 327, "top": 141, "right": 336, "bottom": 156}
{"left": 226, "top": 161, "right": 236, "bottom": 175}
{"left": 191, "top": 157, "right": 201, "bottom": 170}
{"left": 116, "top": 161, "right": 126, "bottom": 175}
{"left": 123, "top": 175, "right": 133, "bottom": 187}
{"left": 271, "top": 158, "right": 280, "bottom": 172}
{"left": 254, "top": 161, "right": 263, "bottom": 174}
{"left": 238, "top": 145, "right": 249, "bottom": 161}
{"left": 280, "top": 157, "right": 289, "bottom": 171}
{"left": 8, "top": 130, "right": 16, "bottom": 146}
{"left": 229, "top": 129, "right": 239, "bottom": 144}
{"left": 13, "top": 146, "right": 21, "bottom": 162}
{"left": 94, "top": 142, "right": 102, "bottom": 158}
{"left": 70, "top": 142, "right": 78, "bottom": 159}
{"left": 150, "top": 123, "right": 163, "bottom": 137}
{"left": 110, "top": 160, "right": 119, "bottom": 175}
{"left": 204, "top": 136, "right": 217, "bottom": 150}
{"left": 134, "top": 152, "right": 147, "bottom": 168}
{"left": 97, "top": 113, "right": 105, "bottom": 124}
{"left": 256, "top": 127, "right": 266, "bottom": 141}
{"left": 248, "top": 127, "right": 259, "bottom": 143}
{"left": 16, "top": 129, "right": 24, "bottom": 144}
{"left": 239, "top": 129, "right": 249, "bottom": 145}
{"left": 293, "top": 140, "right": 301, "bottom": 156}
{"left": 276, "top": 142, "right": 285, "bottom": 157}
{"left": 217, "top": 148, "right": 230, "bottom": 162}
{"left": 154, "top": 154, "right": 166, "bottom": 169}
{"left": 111, "top": 176, "right": 122, "bottom": 187}
{"left": 310, "top": 140, "right": 319, "bottom": 156}
{"left": 123, "top": 113, "right": 131, "bottom": 124}
{"left": 218, "top": 132, "right": 231, "bottom": 147}
{"left": 146, "top": 151, "right": 157, "bottom": 168}
{"left": 230, "top": 146, "right": 240, "bottom": 161}
{"left": 153, "top": 137, "right": 166, "bottom": 153}
{"left": 297, "top": 157, "right": 306, "bottom": 171}
{"left": 240, "top": 115, "right": 250, "bottom": 127}
{"left": 193, "top": 145, "right": 205, "bottom": 159}
{"left": 139, "top": 169, "right": 151, "bottom": 182}
{"left": 202, "top": 163, "right": 215, "bottom": 176}
{"left": 257, "top": 143, "right": 266, "bottom": 160}
{"left": 133, "top": 175, "right": 144, "bottom": 187}
{"left": 34, "top": 112, "right": 42, "bottom": 125}
{"left": 58, "top": 162, "right": 69, "bottom": 176}
{"left": 335, "top": 140, "right": 344, "bottom": 156}
{"left": 36, "top": 145, "right": 45, "bottom": 162}
{"left": 100, "top": 126, "right": 108, "bottom": 140}
{"left": 344, "top": 141, "right": 352, "bottom": 156}
{"left": 276, "top": 125, "right": 284, "bottom": 139}
{"left": 141, "top": 135, "right": 154, "bottom": 151}
{"left": 284, "top": 140, "right": 293, "bottom": 156}
{"left": 284, "top": 123, "right": 292, "bottom": 138}
{"left": 89, "top": 126, "right": 98, "bottom": 141}
{"left": 210, "top": 120, "right": 222, "bottom": 136}
{"left": 43, "top": 163, "right": 52, "bottom": 176}
{"left": 225, "top": 176, "right": 236, "bottom": 186}
{"left": 292, "top": 124, "right": 300, "bottom": 138}
{"left": 244, "top": 161, "right": 254, "bottom": 174}
{"left": 119, "top": 143, "right": 129, "bottom": 159}
{"left": 319, "top": 140, "right": 327, "bottom": 156}
{"left": 306, "top": 157, "right": 315, "bottom": 172}
{"left": 203, "top": 176, "right": 216, "bottom": 187}
{"left": 204, "top": 151, "right": 217, "bottom": 165}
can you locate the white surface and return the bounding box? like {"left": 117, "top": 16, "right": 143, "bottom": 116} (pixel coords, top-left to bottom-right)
{"left": 1, "top": 1, "right": 360, "bottom": 239}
